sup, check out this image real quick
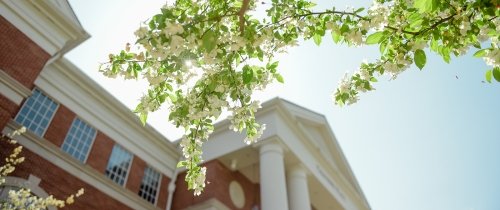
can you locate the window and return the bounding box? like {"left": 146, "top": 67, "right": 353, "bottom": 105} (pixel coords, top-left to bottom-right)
{"left": 14, "top": 89, "right": 58, "bottom": 136}
{"left": 105, "top": 145, "right": 133, "bottom": 186}
{"left": 138, "top": 166, "right": 161, "bottom": 204}
{"left": 61, "top": 118, "right": 96, "bottom": 163}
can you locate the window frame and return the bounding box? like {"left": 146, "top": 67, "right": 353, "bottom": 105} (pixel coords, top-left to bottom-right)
{"left": 105, "top": 144, "right": 134, "bottom": 187}
{"left": 14, "top": 88, "right": 59, "bottom": 137}
{"left": 138, "top": 166, "right": 162, "bottom": 205}
{"left": 61, "top": 117, "right": 97, "bottom": 163}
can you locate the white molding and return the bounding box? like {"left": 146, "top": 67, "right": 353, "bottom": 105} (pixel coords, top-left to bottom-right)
{"left": 3, "top": 176, "right": 48, "bottom": 198}
{"left": 182, "top": 198, "right": 231, "bottom": 210}
{"left": 0, "top": 0, "right": 90, "bottom": 56}
{"left": 0, "top": 70, "right": 31, "bottom": 105}
{"left": 2, "top": 121, "right": 161, "bottom": 210}
{"left": 123, "top": 148, "right": 134, "bottom": 187}
{"left": 34, "top": 58, "right": 180, "bottom": 178}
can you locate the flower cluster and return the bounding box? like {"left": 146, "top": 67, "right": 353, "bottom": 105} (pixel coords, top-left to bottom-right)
{"left": 101, "top": 0, "right": 499, "bottom": 194}
{"left": 334, "top": 0, "right": 500, "bottom": 105}
{"left": 1, "top": 127, "right": 85, "bottom": 209}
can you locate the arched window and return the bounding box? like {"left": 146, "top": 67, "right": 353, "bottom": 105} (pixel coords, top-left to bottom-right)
{"left": 0, "top": 175, "right": 56, "bottom": 210}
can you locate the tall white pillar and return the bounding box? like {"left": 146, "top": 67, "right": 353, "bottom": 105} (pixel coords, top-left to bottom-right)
{"left": 259, "top": 142, "right": 289, "bottom": 210}
{"left": 287, "top": 165, "right": 311, "bottom": 210}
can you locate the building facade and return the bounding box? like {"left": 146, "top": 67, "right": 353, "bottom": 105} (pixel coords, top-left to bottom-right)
{"left": 0, "top": 1, "right": 370, "bottom": 210}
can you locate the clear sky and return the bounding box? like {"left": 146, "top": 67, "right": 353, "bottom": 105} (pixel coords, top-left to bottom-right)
{"left": 66, "top": 1, "right": 500, "bottom": 210}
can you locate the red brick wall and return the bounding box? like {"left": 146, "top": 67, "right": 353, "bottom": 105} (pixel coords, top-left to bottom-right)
{"left": 86, "top": 131, "right": 114, "bottom": 173}
{"left": 0, "top": 94, "right": 20, "bottom": 129}
{"left": 43, "top": 105, "right": 75, "bottom": 147}
{"left": 0, "top": 140, "right": 133, "bottom": 210}
{"left": 157, "top": 174, "right": 170, "bottom": 209}
{"left": 126, "top": 156, "right": 146, "bottom": 193}
{"left": 0, "top": 16, "right": 51, "bottom": 89}
{"left": 172, "top": 160, "right": 260, "bottom": 210}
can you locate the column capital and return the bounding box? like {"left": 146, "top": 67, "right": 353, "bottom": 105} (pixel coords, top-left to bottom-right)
{"left": 253, "top": 137, "right": 287, "bottom": 155}
{"left": 287, "top": 164, "right": 309, "bottom": 179}
{"left": 258, "top": 141, "right": 283, "bottom": 156}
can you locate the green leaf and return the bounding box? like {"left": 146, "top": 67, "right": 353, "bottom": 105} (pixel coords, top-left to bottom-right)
{"left": 409, "top": 19, "right": 424, "bottom": 29}
{"left": 202, "top": 30, "right": 216, "bottom": 52}
{"left": 414, "top": 49, "right": 426, "bottom": 70}
{"left": 340, "top": 24, "right": 349, "bottom": 34}
{"left": 366, "top": 32, "right": 385, "bottom": 45}
{"left": 493, "top": 67, "right": 500, "bottom": 82}
{"left": 379, "top": 41, "right": 388, "bottom": 54}
{"left": 370, "top": 77, "right": 378, "bottom": 82}
{"left": 177, "top": 161, "right": 187, "bottom": 168}
{"left": 331, "top": 31, "right": 341, "bottom": 43}
{"left": 242, "top": 65, "right": 253, "bottom": 84}
{"left": 275, "top": 73, "right": 284, "bottom": 83}
{"left": 430, "top": 38, "right": 438, "bottom": 52}
{"left": 485, "top": 70, "right": 492, "bottom": 83}
{"left": 139, "top": 112, "right": 148, "bottom": 126}
{"left": 473, "top": 49, "right": 488, "bottom": 58}
{"left": 169, "top": 93, "right": 178, "bottom": 102}
{"left": 414, "top": 0, "right": 440, "bottom": 13}
{"left": 266, "top": 61, "right": 279, "bottom": 71}
{"left": 313, "top": 33, "right": 322, "bottom": 46}
{"left": 354, "top": 8, "right": 365, "bottom": 13}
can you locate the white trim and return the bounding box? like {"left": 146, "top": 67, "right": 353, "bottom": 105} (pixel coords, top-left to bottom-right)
{"left": 153, "top": 170, "right": 162, "bottom": 206}
{"left": 123, "top": 150, "right": 134, "bottom": 187}
{"left": 35, "top": 58, "right": 180, "bottom": 177}
{"left": 182, "top": 198, "right": 231, "bottom": 210}
{"left": 0, "top": 70, "right": 31, "bottom": 105}
{"left": 0, "top": 0, "right": 90, "bottom": 56}
{"left": 3, "top": 121, "right": 162, "bottom": 210}
{"left": 2, "top": 176, "right": 48, "bottom": 197}
{"left": 83, "top": 121, "right": 98, "bottom": 164}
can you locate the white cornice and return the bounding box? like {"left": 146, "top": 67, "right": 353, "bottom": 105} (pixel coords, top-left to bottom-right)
{"left": 3, "top": 122, "right": 161, "bottom": 210}
{"left": 0, "top": 70, "right": 32, "bottom": 105}
{"left": 0, "top": 0, "right": 90, "bottom": 56}
{"left": 35, "top": 58, "right": 180, "bottom": 178}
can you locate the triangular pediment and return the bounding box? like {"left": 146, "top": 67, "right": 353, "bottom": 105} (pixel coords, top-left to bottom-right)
{"left": 274, "top": 98, "right": 365, "bottom": 196}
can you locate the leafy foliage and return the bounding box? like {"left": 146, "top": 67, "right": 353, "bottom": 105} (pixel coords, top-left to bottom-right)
{"left": 100, "top": 0, "right": 499, "bottom": 195}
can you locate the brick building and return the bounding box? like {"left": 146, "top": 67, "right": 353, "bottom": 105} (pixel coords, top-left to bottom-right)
{"left": 0, "top": 1, "right": 370, "bottom": 210}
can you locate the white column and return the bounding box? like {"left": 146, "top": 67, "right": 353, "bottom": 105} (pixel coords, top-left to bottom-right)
{"left": 259, "top": 142, "right": 289, "bottom": 210}
{"left": 287, "top": 165, "right": 311, "bottom": 210}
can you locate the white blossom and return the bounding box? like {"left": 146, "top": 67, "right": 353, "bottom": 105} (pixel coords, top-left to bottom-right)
{"left": 134, "top": 26, "right": 148, "bottom": 38}
{"left": 338, "top": 73, "right": 351, "bottom": 93}
{"left": 484, "top": 48, "right": 500, "bottom": 68}
{"left": 347, "top": 30, "right": 363, "bottom": 46}
{"left": 164, "top": 22, "right": 184, "bottom": 35}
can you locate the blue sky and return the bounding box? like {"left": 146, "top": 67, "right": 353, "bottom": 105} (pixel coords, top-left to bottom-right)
{"left": 66, "top": 1, "right": 500, "bottom": 210}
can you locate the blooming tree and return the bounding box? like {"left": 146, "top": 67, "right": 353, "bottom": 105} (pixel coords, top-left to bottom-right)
{"left": 0, "top": 127, "right": 84, "bottom": 209}
{"left": 100, "top": 0, "right": 499, "bottom": 195}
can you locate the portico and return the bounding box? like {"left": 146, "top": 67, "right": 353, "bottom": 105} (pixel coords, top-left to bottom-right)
{"left": 190, "top": 98, "right": 370, "bottom": 210}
